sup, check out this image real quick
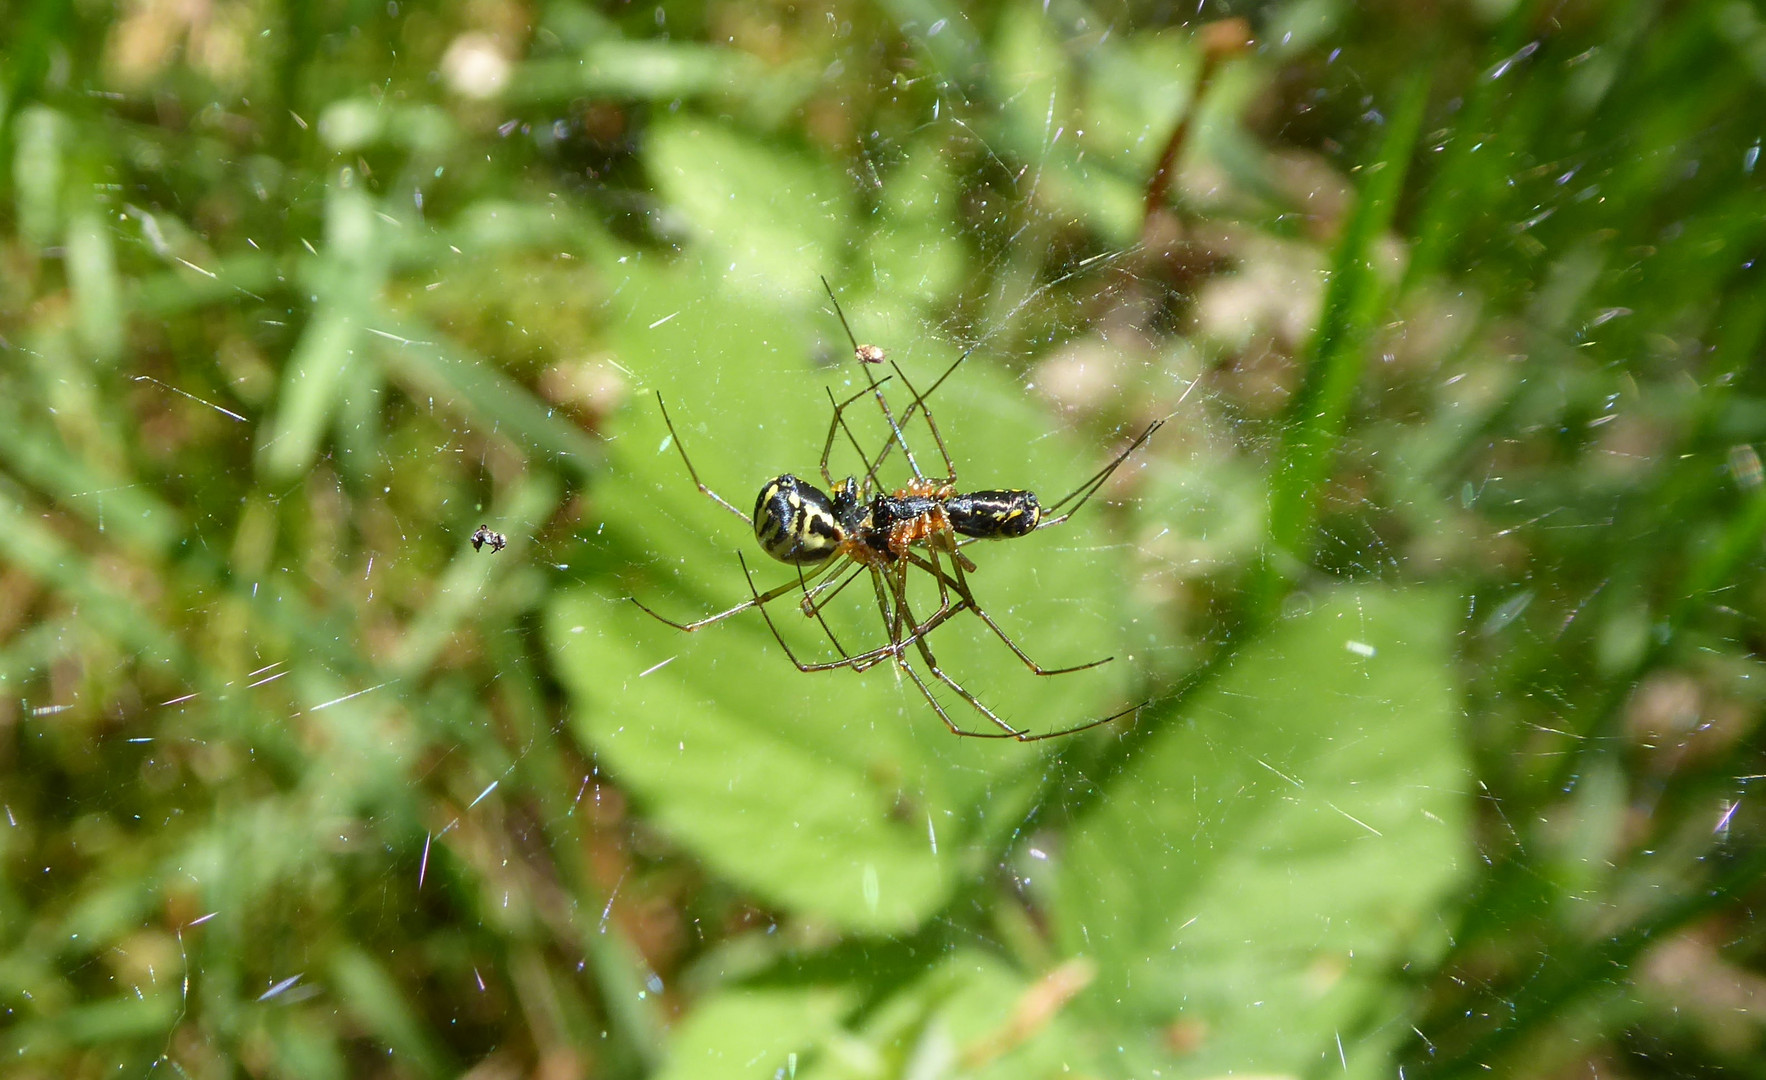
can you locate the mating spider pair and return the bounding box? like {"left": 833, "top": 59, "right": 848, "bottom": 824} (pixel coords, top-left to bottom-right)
{"left": 633, "top": 284, "right": 1162, "bottom": 741}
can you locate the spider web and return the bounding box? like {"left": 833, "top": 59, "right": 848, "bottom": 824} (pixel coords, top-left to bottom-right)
{"left": 5, "top": 2, "right": 1758, "bottom": 1079}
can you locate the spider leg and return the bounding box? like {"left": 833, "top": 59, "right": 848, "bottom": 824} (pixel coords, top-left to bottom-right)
{"left": 849, "top": 560, "right": 962, "bottom": 674}
{"left": 801, "top": 562, "right": 866, "bottom": 619}
{"left": 1011, "top": 700, "right": 1144, "bottom": 740}
{"left": 822, "top": 277, "right": 926, "bottom": 481}
{"left": 860, "top": 350, "right": 963, "bottom": 485}
{"left": 872, "top": 337, "right": 988, "bottom": 483}
{"left": 801, "top": 564, "right": 898, "bottom": 675}
{"left": 850, "top": 596, "right": 967, "bottom": 673}
{"left": 741, "top": 553, "right": 963, "bottom": 672}
{"left": 882, "top": 359, "right": 958, "bottom": 483}
{"left": 629, "top": 557, "right": 838, "bottom": 632}
{"left": 858, "top": 559, "right": 1013, "bottom": 737}
{"left": 822, "top": 383, "right": 891, "bottom": 495}
{"left": 879, "top": 560, "right": 909, "bottom": 663}
{"left": 903, "top": 550, "right": 1114, "bottom": 676}
{"left": 793, "top": 562, "right": 853, "bottom": 662}
{"left": 864, "top": 562, "right": 926, "bottom": 676}
{"left": 654, "top": 392, "right": 754, "bottom": 526}
{"left": 1036, "top": 419, "right": 1165, "bottom": 529}
{"left": 889, "top": 580, "right": 1029, "bottom": 739}
{"left": 889, "top": 649, "right": 1023, "bottom": 740}
{"left": 898, "top": 577, "right": 1143, "bottom": 741}
{"left": 923, "top": 546, "right": 953, "bottom": 612}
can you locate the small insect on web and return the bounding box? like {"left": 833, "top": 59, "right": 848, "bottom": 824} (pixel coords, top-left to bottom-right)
{"left": 631, "top": 281, "right": 1163, "bottom": 741}
{"left": 471, "top": 525, "right": 506, "bottom": 553}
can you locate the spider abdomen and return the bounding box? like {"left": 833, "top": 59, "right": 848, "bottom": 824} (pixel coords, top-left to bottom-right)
{"left": 754, "top": 475, "right": 845, "bottom": 565}
{"left": 946, "top": 490, "right": 1042, "bottom": 539}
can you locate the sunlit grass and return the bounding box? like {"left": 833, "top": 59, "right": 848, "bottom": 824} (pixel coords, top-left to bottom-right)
{"left": 1, "top": 2, "right": 1762, "bottom": 1078}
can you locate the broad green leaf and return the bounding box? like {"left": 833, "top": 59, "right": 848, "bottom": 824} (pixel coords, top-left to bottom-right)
{"left": 551, "top": 589, "right": 968, "bottom": 933}
{"left": 647, "top": 119, "right": 846, "bottom": 302}
{"left": 796, "top": 950, "right": 1102, "bottom": 1080}
{"left": 655, "top": 986, "right": 854, "bottom": 1080}
{"left": 1050, "top": 587, "right": 1469, "bottom": 1079}
{"left": 547, "top": 258, "right": 1148, "bottom": 931}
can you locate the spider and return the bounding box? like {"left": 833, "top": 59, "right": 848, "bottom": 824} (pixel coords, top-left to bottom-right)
{"left": 632, "top": 285, "right": 1162, "bottom": 741}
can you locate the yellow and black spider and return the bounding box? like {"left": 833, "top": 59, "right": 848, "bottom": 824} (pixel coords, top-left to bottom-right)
{"left": 632, "top": 282, "right": 1162, "bottom": 741}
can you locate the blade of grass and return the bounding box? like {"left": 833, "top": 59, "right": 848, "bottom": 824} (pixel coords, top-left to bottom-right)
{"left": 1403, "top": 0, "right": 1548, "bottom": 289}
{"left": 0, "top": 399, "right": 184, "bottom": 556}
{"left": 1249, "top": 70, "right": 1431, "bottom": 620}
{"left": 1430, "top": 841, "right": 1766, "bottom": 1078}
{"left": 368, "top": 314, "right": 602, "bottom": 482}
{"left": 258, "top": 305, "right": 359, "bottom": 481}
{"left": 329, "top": 947, "right": 457, "bottom": 1079}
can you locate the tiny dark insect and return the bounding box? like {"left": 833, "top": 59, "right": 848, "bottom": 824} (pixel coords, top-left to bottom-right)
{"left": 633, "top": 280, "right": 1162, "bottom": 741}
{"left": 471, "top": 525, "right": 506, "bottom": 553}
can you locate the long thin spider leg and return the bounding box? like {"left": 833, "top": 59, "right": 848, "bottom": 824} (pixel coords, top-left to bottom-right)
{"left": 824, "top": 385, "right": 890, "bottom": 495}
{"left": 864, "top": 348, "right": 955, "bottom": 482}
{"left": 851, "top": 598, "right": 969, "bottom": 673}
{"left": 1012, "top": 700, "right": 1144, "bottom": 741}
{"left": 860, "top": 559, "right": 1012, "bottom": 737}
{"left": 654, "top": 392, "right": 754, "bottom": 526}
{"left": 877, "top": 339, "right": 978, "bottom": 479}
{"left": 855, "top": 555, "right": 965, "bottom": 676}
{"left": 891, "top": 646, "right": 1021, "bottom": 739}
{"left": 802, "top": 562, "right": 867, "bottom": 619}
{"left": 883, "top": 359, "right": 958, "bottom": 482}
{"left": 896, "top": 584, "right": 1027, "bottom": 738}
{"left": 901, "top": 579, "right": 1140, "bottom": 741}
{"left": 740, "top": 554, "right": 960, "bottom": 672}
{"left": 912, "top": 343, "right": 977, "bottom": 417}
{"left": 792, "top": 562, "right": 859, "bottom": 663}
{"left": 630, "top": 558, "right": 834, "bottom": 632}
{"left": 880, "top": 561, "right": 909, "bottom": 663}
{"left": 925, "top": 547, "right": 952, "bottom": 613}
{"left": 742, "top": 553, "right": 873, "bottom": 673}
{"left": 904, "top": 550, "right": 1114, "bottom": 676}
{"left": 1037, "top": 419, "right": 1165, "bottom": 527}
{"left": 818, "top": 277, "right": 979, "bottom": 485}
{"left": 898, "top": 548, "right": 966, "bottom": 657}
{"left": 820, "top": 378, "right": 892, "bottom": 492}
{"left": 822, "top": 277, "right": 924, "bottom": 480}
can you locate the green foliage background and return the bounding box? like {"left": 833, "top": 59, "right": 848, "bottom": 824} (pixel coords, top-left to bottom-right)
{"left": 1, "top": 1, "right": 1764, "bottom": 1078}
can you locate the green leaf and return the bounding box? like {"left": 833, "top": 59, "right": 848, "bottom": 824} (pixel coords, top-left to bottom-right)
{"left": 795, "top": 951, "right": 1102, "bottom": 1080}
{"left": 988, "top": 12, "right": 1143, "bottom": 243}
{"left": 1050, "top": 586, "right": 1469, "bottom": 1079}
{"left": 547, "top": 259, "right": 1147, "bottom": 932}
{"left": 655, "top": 986, "right": 854, "bottom": 1080}
{"left": 12, "top": 104, "right": 63, "bottom": 246}
{"left": 549, "top": 589, "right": 1006, "bottom": 934}
{"left": 646, "top": 119, "right": 846, "bottom": 301}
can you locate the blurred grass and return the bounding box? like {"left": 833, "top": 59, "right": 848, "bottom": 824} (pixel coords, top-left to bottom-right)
{"left": 1, "top": 1, "right": 1764, "bottom": 1079}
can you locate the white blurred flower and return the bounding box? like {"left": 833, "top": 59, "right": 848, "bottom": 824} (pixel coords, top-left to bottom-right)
{"left": 441, "top": 33, "right": 511, "bottom": 100}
